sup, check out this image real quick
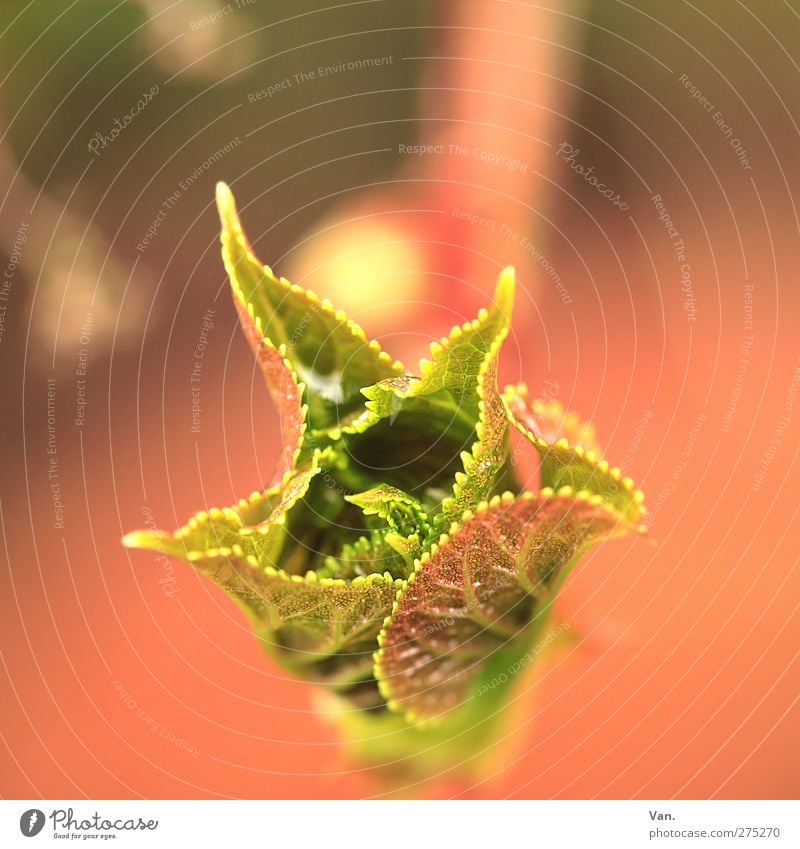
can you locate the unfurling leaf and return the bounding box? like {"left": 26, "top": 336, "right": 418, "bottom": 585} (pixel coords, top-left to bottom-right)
{"left": 345, "top": 484, "right": 428, "bottom": 536}
{"left": 363, "top": 267, "right": 515, "bottom": 531}
{"left": 216, "top": 182, "right": 402, "bottom": 437}
{"left": 232, "top": 297, "right": 307, "bottom": 485}
{"left": 375, "top": 490, "right": 636, "bottom": 723}
{"left": 123, "top": 183, "right": 648, "bottom": 766}
{"left": 503, "top": 384, "right": 645, "bottom": 523}
{"left": 503, "top": 384, "right": 602, "bottom": 454}
{"left": 122, "top": 455, "right": 325, "bottom": 573}
{"left": 123, "top": 455, "right": 400, "bottom": 698}
{"left": 341, "top": 485, "right": 428, "bottom": 577}
{"left": 190, "top": 548, "right": 400, "bottom": 702}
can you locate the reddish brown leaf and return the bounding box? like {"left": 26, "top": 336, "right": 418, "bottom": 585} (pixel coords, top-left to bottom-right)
{"left": 375, "top": 490, "right": 635, "bottom": 723}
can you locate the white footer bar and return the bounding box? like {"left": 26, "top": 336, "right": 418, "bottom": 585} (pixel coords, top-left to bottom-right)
{"left": 2, "top": 800, "right": 797, "bottom": 848}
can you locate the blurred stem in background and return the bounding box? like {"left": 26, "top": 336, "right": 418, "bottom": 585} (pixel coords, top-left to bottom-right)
{"left": 287, "top": 0, "right": 585, "bottom": 356}
{"left": 0, "top": 0, "right": 584, "bottom": 374}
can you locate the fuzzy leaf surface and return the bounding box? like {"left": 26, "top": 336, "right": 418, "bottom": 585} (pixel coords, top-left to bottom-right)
{"left": 437, "top": 337, "right": 510, "bottom": 529}
{"left": 375, "top": 490, "right": 634, "bottom": 723}
{"left": 362, "top": 268, "right": 515, "bottom": 530}
{"left": 124, "top": 458, "right": 400, "bottom": 692}
{"left": 185, "top": 548, "right": 400, "bottom": 692}
{"left": 504, "top": 385, "right": 602, "bottom": 455}
{"left": 503, "top": 386, "right": 645, "bottom": 522}
{"left": 216, "top": 182, "right": 401, "bottom": 436}
{"left": 346, "top": 484, "right": 428, "bottom": 535}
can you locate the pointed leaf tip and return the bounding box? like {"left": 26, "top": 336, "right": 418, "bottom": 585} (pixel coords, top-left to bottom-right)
{"left": 495, "top": 265, "right": 515, "bottom": 318}
{"left": 216, "top": 184, "right": 400, "bottom": 436}
{"left": 215, "top": 180, "right": 234, "bottom": 219}
{"left": 121, "top": 531, "right": 142, "bottom": 549}
{"left": 503, "top": 386, "right": 644, "bottom": 521}
{"left": 122, "top": 529, "right": 179, "bottom": 556}
{"left": 122, "top": 530, "right": 154, "bottom": 550}
{"left": 215, "top": 180, "right": 247, "bottom": 247}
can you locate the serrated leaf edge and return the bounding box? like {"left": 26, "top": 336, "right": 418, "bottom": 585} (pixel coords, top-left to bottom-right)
{"left": 502, "top": 384, "right": 646, "bottom": 512}
{"left": 360, "top": 266, "right": 514, "bottom": 425}
{"left": 122, "top": 450, "right": 329, "bottom": 564}
{"left": 216, "top": 181, "right": 405, "bottom": 377}
{"left": 436, "top": 327, "right": 508, "bottom": 526}
{"left": 235, "top": 301, "right": 310, "bottom": 475}
{"left": 373, "top": 486, "right": 644, "bottom": 722}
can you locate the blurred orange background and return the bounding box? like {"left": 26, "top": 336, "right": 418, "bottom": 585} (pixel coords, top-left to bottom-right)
{"left": 0, "top": 0, "right": 798, "bottom": 799}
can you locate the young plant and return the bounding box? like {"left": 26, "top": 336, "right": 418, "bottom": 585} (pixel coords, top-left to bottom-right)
{"left": 123, "top": 182, "right": 646, "bottom": 777}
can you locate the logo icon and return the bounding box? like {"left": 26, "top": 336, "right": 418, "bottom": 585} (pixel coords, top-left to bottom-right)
{"left": 19, "top": 809, "right": 45, "bottom": 837}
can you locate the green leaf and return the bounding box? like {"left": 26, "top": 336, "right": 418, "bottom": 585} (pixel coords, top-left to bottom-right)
{"left": 375, "top": 489, "right": 637, "bottom": 724}
{"left": 124, "top": 455, "right": 402, "bottom": 696}
{"left": 231, "top": 289, "right": 308, "bottom": 485}
{"left": 436, "top": 329, "right": 510, "bottom": 529}
{"left": 122, "top": 455, "right": 323, "bottom": 571}
{"left": 364, "top": 267, "right": 514, "bottom": 419}
{"left": 384, "top": 531, "right": 423, "bottom": 570}
{"left": 360, "top": 267, "right": 515, "bottom": 529}
{"left": 182, "top": 546, "right": 401, "bottom": 696}
{"left": 337, "top": 485, "right": 428, "bottom": 577}
{"left": 415, "top": 266, "right": 514, "bottom": 415}
{"left": 503, "top": 385, "right": 645, "bottom": 523}
{"left": 216, "top": 181, "right": 402, "bottom": 436}
{"left": 346, "top": 484, "right": 428, "bottom": 535}
{"left": 322, "top": 532, "right": 415, "bottom": 581}
{"left": 503, "top": 383, "right": 602, "bottom": 455}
